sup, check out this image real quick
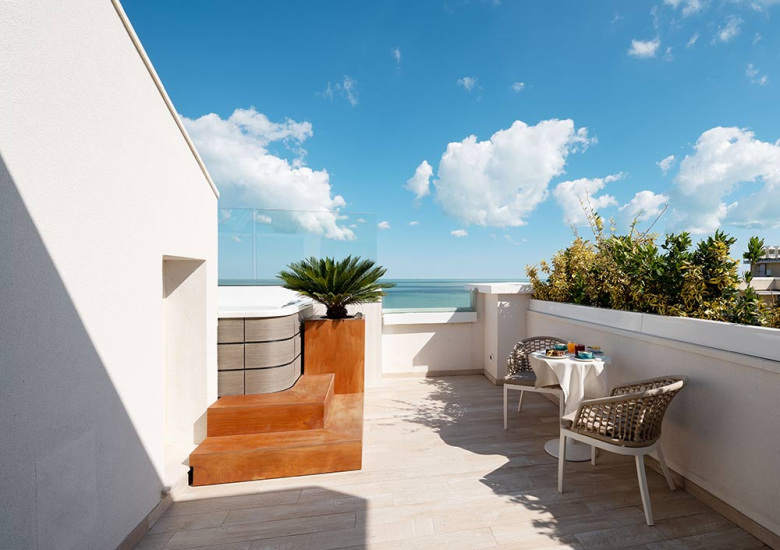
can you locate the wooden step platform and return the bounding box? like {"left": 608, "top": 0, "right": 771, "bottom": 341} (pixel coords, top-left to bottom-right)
{"left": 207, "top": 374, "right": 335, "bottom": 437}
{"left": 190, "top": 319, "right": 366, "bottom": 486}
{"left": 190, "top": 393, "right": 363, "bottom": 486}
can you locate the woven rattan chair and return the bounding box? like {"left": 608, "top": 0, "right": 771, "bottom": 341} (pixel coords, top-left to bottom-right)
{"left": 503, "top": 336, "right": 567, "bottom": 429}
{"left": 557, "top": 375, "right": 688, "bottom": 526}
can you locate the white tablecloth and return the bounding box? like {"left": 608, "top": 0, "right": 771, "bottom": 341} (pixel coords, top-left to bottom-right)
{"left": 529, "top": 352, "right": 611, "bottom": 417}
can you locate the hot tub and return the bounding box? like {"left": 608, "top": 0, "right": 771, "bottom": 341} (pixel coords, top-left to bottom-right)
{"left": 217, "top": 286, "right": 314, "bottom": 396}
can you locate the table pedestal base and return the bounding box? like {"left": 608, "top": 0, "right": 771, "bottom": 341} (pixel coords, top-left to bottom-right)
{"left": 544, "top": 438, "right": 596, "bottom": 462}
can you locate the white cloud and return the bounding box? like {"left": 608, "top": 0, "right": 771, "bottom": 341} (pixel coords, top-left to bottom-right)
{"left": 746, "top": 63, "right": 768, "bottom": 85}
{"left": 664, "top": 0, "right": 704, "bottom": 16}
{"left": 320, "top": 76, "right": 359, "bottom": 106}
{"left": 717, "top": 16, "right": 742, "bottom": 42}
{"left": 663, "top": 47, "right": 674, "bottom": 61}
{"left": 392, "top": 47, "right": 401, "bottom": 64}
{"left": 651, "top": 5, "right": 661, "bottom": 29}
{"left": 183, "top": 108, "right": 354, "bottom": 240}
{"left": 225, "top": 109, "right": 313, "bottom": 144}
{"left": 408, "top": 220, "right": 419, "bottom": 226}
{"left": 620, "top": 191, "right": 669, "bottom": 223}
{"left": 657, "top": 155, "right": 676, "bottom": 174}
{"left": 745, "top": 0, "right": 780, "bottom": 11}
{"left": 432, "top": 119, "right": 593, "bottom": 227}
{"left": 377, "top": 221, "right": 391, "bottom": 230}
{"left": 753, "top": 32, "right": 762, "bottom": 45}
{"left": 628, "top": 38, "right": 661, "bottom": 58}
{"left": 552, "top": 174, "right": 622, "bottom": 226}
{"left": 451, "top": 229, "right": 468, "bottom": 237}
{"left": 686, "top": 32, "right": 700, "bottom": 47}
{"left": 504, "top": 234, "right": 526, "bottom": 246}
{"left": 356, "top": 218, "right": 366, "bottom": 223}
{"left": 231, "top": 235, "right": 242, "bottom": 243}
{"left": 405, "top": 160, "right": 433, "bottom": 200}
{"left": 670, "top": 126, "right": 780, "bottom": 232}
{"left": 457, "top": 76, "right": 479, "bottom": 92}
{"left": 511, "top": 82, "right": 526, "bottom": 92}
{"left": 254, "top": 213, "right": 273, "bottom": 224}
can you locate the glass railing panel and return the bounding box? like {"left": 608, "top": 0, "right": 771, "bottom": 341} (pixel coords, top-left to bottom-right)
{"left": 218, "top": 208, "right": 255, "bottom": 283}
{"left": 381, "top": 280, "right": 477, "bottom": 312}
{"left": 219, "top": 208, "right": 377, "bottom": 286}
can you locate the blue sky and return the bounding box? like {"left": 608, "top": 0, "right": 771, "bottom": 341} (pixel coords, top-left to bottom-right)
{"left": 125, "top": 0, "right": 780, "bottom": 279}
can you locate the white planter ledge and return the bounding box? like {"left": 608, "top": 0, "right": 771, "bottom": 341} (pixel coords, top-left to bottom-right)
{"left": 530, "top": 299, "right": 780, "bottom": 364}
{"left": 465, "top": 282, "right": 533, "bottom": 295}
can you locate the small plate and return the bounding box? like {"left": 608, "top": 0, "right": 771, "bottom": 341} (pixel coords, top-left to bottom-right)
{"left": 573, "top": 357, "right": 598, "bottom": 362}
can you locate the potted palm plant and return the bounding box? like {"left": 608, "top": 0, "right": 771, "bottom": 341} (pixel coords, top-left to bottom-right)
{"left": 278, "top": 256, "right": 394, "bottom": 394}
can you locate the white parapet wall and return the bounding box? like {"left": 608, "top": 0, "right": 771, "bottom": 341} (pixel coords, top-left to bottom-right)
{"left": 380, "top": 283, "right": 534, "bottom": 380}
{"left": 382, "top": 309, "right": 483, "bottom": 377}
{"left": 467, "top": 283, "right": 534, "bottom": 383}
{"left": 527, "top": 299, "right": 780, "bottom": 538}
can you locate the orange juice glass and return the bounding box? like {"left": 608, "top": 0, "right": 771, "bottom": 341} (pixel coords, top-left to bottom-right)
{"left": 567, "top": 341, "right": 576, "bottom": 354}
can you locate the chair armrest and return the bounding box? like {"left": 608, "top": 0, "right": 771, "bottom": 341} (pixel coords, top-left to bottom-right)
{"left": 610, "top": 375, "right": 687, "bottom": 396}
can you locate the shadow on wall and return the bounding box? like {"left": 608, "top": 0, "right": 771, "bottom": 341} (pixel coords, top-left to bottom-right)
{"left": 134, "top": 486, "right": 368, "bottom": 548}
{"left": 0, "top": 154, "right": 162, "bottom": 550}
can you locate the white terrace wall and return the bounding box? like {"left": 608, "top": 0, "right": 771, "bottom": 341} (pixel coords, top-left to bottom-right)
{"left": 527, "top": 300, "right": 780, "bottom": 537}
{"left": 381, "top": 310, "right": 483, "bottom": 377}
{"left": 0, "top": 2, "right": 218, "bottom": 549}
{"left": 380, "top": 284, "right": 533, "bottom": 379}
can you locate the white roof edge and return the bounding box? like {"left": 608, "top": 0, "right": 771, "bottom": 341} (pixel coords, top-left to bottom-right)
{"left": 465, "top": 282, "right": 534, "bottom": 295}
{"left": 111, "top": 0, "right": 219, "bottom": 199}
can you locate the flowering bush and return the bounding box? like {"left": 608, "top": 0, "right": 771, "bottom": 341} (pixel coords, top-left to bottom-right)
{"left": 526, "top": 213, "right": 780, "bottom": 328}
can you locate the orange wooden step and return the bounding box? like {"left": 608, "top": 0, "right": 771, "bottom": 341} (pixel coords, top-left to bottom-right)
{"left": 207, "top": 374, "right": 335, "bottom": 437}
{"left": 190, "top": 394, "right": 363, "bottom": 486}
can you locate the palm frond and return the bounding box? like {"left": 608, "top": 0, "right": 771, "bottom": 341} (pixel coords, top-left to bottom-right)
{"left": 278, "top": 256, "right": 395, "bottom": 318}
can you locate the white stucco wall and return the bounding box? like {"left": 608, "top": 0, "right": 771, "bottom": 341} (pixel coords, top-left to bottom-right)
{"left": 381, "top": 315, "right": 483, "bottom": 376}
{"left": 527, "top": 300, "right": 780, "bottom": 537}
{"left": 0, "top": 1, "right": 218, "bottom": 548}
{"left": 379, "top": 285, "right": 532, "bottom": 380}
{"left": 468, "top": 284, "right": 533, "bottom": 383}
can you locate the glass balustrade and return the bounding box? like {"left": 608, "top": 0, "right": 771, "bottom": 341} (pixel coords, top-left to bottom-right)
{"left": 218, "top": 208, "right": 377, "bottom": 285}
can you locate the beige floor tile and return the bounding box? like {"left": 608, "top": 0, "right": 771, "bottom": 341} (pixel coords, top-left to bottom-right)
{"left": 129, "top": 376, "right": 765, "bottom": 550}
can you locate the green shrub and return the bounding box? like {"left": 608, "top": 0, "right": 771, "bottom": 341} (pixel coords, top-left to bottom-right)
{"left": 526, "top": 212, "right": 779, "bottom": 328}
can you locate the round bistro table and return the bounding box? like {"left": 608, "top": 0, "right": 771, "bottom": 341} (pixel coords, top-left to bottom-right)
{"left": 529, "top": 351, "right": 611, "bottom": 462}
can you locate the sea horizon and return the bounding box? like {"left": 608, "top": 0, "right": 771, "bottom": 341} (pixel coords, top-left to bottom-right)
{"left": 219, "top": 277, "right": 530, "bottom": 310}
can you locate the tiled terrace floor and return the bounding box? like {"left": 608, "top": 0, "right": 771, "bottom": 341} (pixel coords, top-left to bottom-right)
{"left": 135, "top": 375, "right": 767, "bottom": 549}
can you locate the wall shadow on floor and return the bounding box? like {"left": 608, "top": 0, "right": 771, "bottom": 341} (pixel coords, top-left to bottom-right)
{"left": 134, "top": 486, "right": 368, "bottom": 549}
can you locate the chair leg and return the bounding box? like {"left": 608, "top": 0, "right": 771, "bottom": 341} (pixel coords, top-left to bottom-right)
{"left": 557, "top": 435, "right": 566, "bottom": 493}
{"left": 591, "top": 445, "right": 597, "bottom": 466}
{"left": 635, "top": 455, "right": 654, "bottom": 526}
{"left": 655, "top": 444, "right": 676, "bottom": 491}
{"left": 503, "top": 385, "right": 508, "bottom": 430}
{"left": 517, "top": 390, "right": 524, "bottom": 412}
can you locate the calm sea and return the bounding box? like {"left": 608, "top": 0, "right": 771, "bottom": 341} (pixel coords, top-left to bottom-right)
{"left": 382, "top": 279, "right": 522, "bottom": 310}
{"left": 220, "top": 278, "right": 526, "bottom": 311}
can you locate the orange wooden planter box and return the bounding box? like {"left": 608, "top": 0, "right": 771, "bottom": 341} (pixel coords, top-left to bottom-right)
{"left": 303, "top": 317, "right": 365, "bottom": 395}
